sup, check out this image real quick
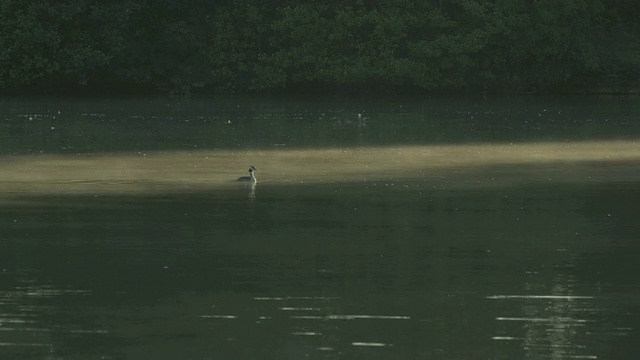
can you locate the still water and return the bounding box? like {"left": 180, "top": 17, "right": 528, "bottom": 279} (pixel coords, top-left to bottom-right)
{"left": 1, "top": 96, "right": 639, "bottom": 359}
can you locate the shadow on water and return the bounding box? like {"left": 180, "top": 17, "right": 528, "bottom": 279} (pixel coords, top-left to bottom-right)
{"left": 1, "top": 175, "right": 639, "bottom": 359}
{"left": 1, "top": 95, "right": 639, "bottom": 155}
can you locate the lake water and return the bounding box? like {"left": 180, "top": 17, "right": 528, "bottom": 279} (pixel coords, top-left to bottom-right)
{"left": 1, "top": 96, "right": 639, "bottom": 359}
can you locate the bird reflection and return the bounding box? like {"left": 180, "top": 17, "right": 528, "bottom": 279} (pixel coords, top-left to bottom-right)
{"left": 248, "top": 183, "right": 256, "bottom": 200}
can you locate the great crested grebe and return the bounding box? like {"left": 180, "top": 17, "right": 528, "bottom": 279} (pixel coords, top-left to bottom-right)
{"left": 236, "top": 166, "right": 257, "bottom": 183}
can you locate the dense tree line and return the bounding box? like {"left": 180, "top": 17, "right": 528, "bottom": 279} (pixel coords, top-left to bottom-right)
{"left": 1, "top": 0, "right": 638, "bottom": 95}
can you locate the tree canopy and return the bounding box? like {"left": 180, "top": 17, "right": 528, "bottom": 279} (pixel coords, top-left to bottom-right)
{"left": 1, "top": 0, "right": 638, "bottom": 95}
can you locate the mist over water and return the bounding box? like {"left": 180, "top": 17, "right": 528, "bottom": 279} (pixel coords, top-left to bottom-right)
{"left": 1, "top": 96, "right": 639, "bottom": 359}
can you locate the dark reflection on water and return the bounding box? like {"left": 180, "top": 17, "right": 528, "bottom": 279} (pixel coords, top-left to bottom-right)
{"left": 1, "top": 95, "right": 639, "bottom": 155}
{"left": 1, "top": 181, "right": 638, "bottom": 359}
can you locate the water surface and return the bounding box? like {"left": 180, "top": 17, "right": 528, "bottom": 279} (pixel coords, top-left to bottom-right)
{"left": 0, "top": 96, "right": 638, "bottom": 359}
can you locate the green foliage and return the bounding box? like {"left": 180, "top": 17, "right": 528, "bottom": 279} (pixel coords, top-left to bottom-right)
{"left": 0, "top": 0, "right": 638, "bottom": 94}
{"left": 0, "top": 0, "right": 139, "bottom": 91}
{"left": 488, "top": 0, "right": 605, "bottom": 91}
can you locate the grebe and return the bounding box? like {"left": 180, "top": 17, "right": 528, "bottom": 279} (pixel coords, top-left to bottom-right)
{"left": 236, "top": 166, "right": 257, "bottom": 183}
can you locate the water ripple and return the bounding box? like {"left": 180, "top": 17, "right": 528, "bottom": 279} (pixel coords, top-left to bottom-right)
{"left": 352, "top": 342, "right": 392, "bottom": 347}
{"left": 487, "top": 295, "right": 594, "bottom": 300}
{"left": 291, "top": 314, "right": 410, "bottom": 320}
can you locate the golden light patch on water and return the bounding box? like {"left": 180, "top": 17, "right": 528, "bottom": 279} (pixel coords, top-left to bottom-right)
{"left": 0, "top": 140, "right": 638, "bottom": 197}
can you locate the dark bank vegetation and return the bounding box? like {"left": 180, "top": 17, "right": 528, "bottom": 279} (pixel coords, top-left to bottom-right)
{"left": 1, "top": 0, "right": 639, "bottom": 95}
